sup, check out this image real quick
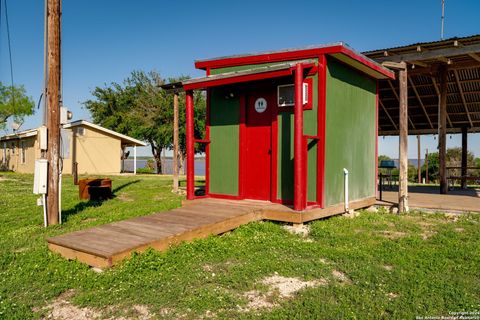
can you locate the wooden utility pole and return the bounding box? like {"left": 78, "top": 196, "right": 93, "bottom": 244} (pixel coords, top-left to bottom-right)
{"left": 439, "top": 66, "right": 448, "bottom": 194}
{"left": 172, "top": 92, "right": 179, "bottom": 192}
{"left": 398, "top": 66, "right": 409, "bottom": 213}
{"left": 46, "top": 0, "right": 61, "bottom": 225}
{"left": 417, "top": 135, "right": 421, "bottom": 183}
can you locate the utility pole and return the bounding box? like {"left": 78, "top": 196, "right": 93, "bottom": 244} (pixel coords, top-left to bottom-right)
{"left": 173, "top": 92, "right": 179, "bottom": 192}
{"left": 46, "top": 0, "right": 61, "bottom": 225}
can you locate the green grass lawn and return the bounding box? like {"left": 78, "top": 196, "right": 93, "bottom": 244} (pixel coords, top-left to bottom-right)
{"left": 0, "top": 172, "right": 479, "bottom": 319}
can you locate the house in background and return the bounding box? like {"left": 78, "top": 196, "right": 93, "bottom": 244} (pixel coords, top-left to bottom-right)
{"left": 0, "top": 120, "right": 146, "bottom": 175}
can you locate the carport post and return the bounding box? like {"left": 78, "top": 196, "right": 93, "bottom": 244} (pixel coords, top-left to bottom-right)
{"left": 461, "top": 126, "right": 468, "bottom": 189}
{"left": 186, "top": 90, "right": 195, "bottom": 200}
{"left": 439, "top": 66, "right": 448, "bottom": 194}
{"left": 398, "top": 65, "right": 409, "bottom": 213}
{"left": 133, "top": 146, "right": 137, "bottom": 175}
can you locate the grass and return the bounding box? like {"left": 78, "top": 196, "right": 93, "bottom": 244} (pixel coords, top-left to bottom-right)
{"left": 0, "top": 172, "right": 479, "bottom": 319}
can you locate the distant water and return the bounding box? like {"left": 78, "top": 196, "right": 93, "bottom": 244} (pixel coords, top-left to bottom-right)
{"left": 123, "top": 158, "right": 206, "bottom": 176}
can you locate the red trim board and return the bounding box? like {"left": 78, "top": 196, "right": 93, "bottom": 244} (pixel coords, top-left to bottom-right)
{"left": 195, "top": 44, "right": 394, "bottom": 80}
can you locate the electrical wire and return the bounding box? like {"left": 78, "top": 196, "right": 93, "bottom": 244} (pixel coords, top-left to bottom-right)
{"left": 3, "top": 0, "right": 16, "bottom": 108}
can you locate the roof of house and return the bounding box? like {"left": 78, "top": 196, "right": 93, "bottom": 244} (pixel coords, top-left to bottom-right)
{"left": 1, "top": 120, "right": 146, "bottom": 146}
{"left": 63, "top": 120, "right": 146, "bottom": 146}
{"left": 0, "top": 128, "right": 38, "bottom": 141}
{"left": 194, "top": 42, "right": 395, "bottom": 80}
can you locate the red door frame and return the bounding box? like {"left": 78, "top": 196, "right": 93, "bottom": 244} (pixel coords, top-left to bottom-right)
{"left": 238, "top": 88, "right": 277, "bottom": 202}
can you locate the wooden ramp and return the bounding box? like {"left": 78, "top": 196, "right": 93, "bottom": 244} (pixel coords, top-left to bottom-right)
{"left": 48, "top": 197, "right": 375, "bottom": 268}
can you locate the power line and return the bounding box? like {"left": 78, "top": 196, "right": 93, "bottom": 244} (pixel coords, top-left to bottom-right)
{"left": 4, "top": 0, "right": 15, "bottom": 91}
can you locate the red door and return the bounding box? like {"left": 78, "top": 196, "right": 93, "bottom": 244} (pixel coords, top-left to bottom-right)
{"left": 244, "top": 91, "right": 273, "bottom": 200}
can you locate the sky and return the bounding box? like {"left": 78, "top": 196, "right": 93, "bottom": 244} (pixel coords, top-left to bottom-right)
{"left": 0, "top": 0, "right": 479, "bottom": 158}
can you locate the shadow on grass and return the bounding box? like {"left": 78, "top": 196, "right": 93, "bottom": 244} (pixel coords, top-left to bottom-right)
{"left": 61, "top": 179, "right": 141, "bottom": 222}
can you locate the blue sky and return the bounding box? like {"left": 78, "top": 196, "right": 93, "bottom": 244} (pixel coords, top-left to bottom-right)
{"left": 1, "top": 0, "right": 479, "bottom": 158}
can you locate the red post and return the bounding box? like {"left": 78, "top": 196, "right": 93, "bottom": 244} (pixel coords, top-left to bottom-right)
{"left": 186, "top": 90, "right": 195, "bottom": 200}
{"left": 294, "top": 63, "right": 305, "bottom": 211}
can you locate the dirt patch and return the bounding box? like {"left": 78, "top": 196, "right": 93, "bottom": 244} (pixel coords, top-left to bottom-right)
{"left": 0, "top": 176, "right": 16, "bottom": 182}
{"left": 387, "top": 292, "right": 399, "bottom": 299}
{"left": 240, "top": 274, "right": 327, "bottom": 312}
{"left": 420, "top": 230, "right": 437, "bottom": 240}
{"left": 41, "top": 290, "right": 153, "bottom": 320}
{"left": 331, "top": 270, "right": 352, "bottom": 284}
{"left": 382, "top": 265, "right": 394, "bottom": 271}
{"left": 42, "top": 290, "right": 101, "bottom": 320}
{"left": 81, "top": 218, "right": 98, "bottom": 224}
{"left": 378, "top": 231, "right": 407, "bottom": 239}
{"left": 262, "top": 275, "right": 326, "bottom": 297}
{"left": 454, "top": 227, "right": 465, "bottom": 232}
{"left": 202, "top": 260, "right": 241, "bottom": 273}
{"left": 283, "top": 224, "right": 310, "bottom": 237}
{"left": 117, "top": 193, "right": 134, "bottom": 202}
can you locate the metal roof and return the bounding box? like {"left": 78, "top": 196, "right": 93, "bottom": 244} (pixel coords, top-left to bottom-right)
{"left": 364, "top": 34, "right": 480, "bottom": 135}
{"left": 0, "top": 128, "right": 38, "bottom": 141}
{"left": 63, "top": 120, "right": 147, "bottom": 146}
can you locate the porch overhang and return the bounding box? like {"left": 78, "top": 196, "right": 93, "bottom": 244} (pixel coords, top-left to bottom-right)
{"left": 161, "top": 60, "right": 318, "bottom": 92}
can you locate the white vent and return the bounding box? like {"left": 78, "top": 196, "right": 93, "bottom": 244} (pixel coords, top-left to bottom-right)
{"left": 303, "top": 82, "right": 308, "bottom": 105}
{"left": 76, "top": 127, "right": 85, "bottom": 136}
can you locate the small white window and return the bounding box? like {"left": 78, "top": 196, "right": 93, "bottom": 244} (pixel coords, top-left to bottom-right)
{"left": 277, "top": 83, "right": 308, "bottom": 107}
{"left": 278, "top": 84, "right": 295, "bottom": 107}
{"left": 21, "top": 141, "right": 26, "bottom": 164}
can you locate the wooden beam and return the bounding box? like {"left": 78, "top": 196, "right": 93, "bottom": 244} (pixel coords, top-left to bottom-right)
{"left": 375, "top": 43, "right": 480, "bottom": 63}
{"left": 379, "top": 126, "right": 480, "bottom": 136}
{"left": 382, "top": 61, "right": 407, "bottom": 70}
{"left": 453, "top": 39, "right": 480, "bottom": 63}
{"left": 173, "top": 92, "right": 179, "bottom": 193}
{"left": 439, "top": 67, "right": 448, "bottom": 194}
{"left": 398, "top": 68, "right": 409, "bottom": 212}
{"left": 406, "top": 60, "right": 480, "bottom": 76}
{"left": 387, "top": 80, "right": 416, "bottom": 129}
{"left": 185, "top": 91, "right": 195, "bottom": 200}
{"left": 417, "top": 135, "right": 421, "bottom": 184}
{"left": 378, "top": 99, "right": 398, "bottom": 130}
{"left": 453, "top": 69, "right": 474, "bottom": 127}
{"left": 408, "top": 77, "right": 434, "bottom": 129}
{"left": 431, "top": 77, "right": 453, "bottom": 128}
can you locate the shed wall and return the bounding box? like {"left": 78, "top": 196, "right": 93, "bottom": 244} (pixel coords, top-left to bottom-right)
{"left": 208, "top": 88, "right": 240, "bottom": 196}
{"left": 324, "top": 58, "right": 377, "bottom": 206}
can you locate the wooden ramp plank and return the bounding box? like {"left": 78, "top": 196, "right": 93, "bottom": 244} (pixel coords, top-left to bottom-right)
{"left": 48, "top": 197, "right": 369, "bottom": 268}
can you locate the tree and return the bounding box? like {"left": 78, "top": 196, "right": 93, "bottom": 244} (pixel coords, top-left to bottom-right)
{"left": 421, "top": 148, "right": 476, "bottom": 183}
{"left": 84, "top": 71, "right": 206, "bottom": 174}
{"left": 0, "top": 82, "right": 35, "bottom": 130}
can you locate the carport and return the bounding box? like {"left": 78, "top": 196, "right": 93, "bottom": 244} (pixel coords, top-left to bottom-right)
{"left": 364, "top": 34, "right": 480, "bottom": 212}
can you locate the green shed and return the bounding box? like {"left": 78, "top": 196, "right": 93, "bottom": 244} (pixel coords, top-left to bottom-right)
{"left": 171, "top": 43, "right": 394, "bottom": 214}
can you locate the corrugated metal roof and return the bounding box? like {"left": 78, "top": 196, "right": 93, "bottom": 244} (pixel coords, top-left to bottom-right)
{"left": 365, "top": 34, "right": 480, "bottom": 135}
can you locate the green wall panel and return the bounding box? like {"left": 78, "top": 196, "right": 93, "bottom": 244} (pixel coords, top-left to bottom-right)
{"left": 277, "top": 75, "right": 318, "bottom": 202}
{"left": 209, "top": 89, "right": 240, "bottom": 195}
{"left": 324, "top": 58, "right": 377, "bottom": 206}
